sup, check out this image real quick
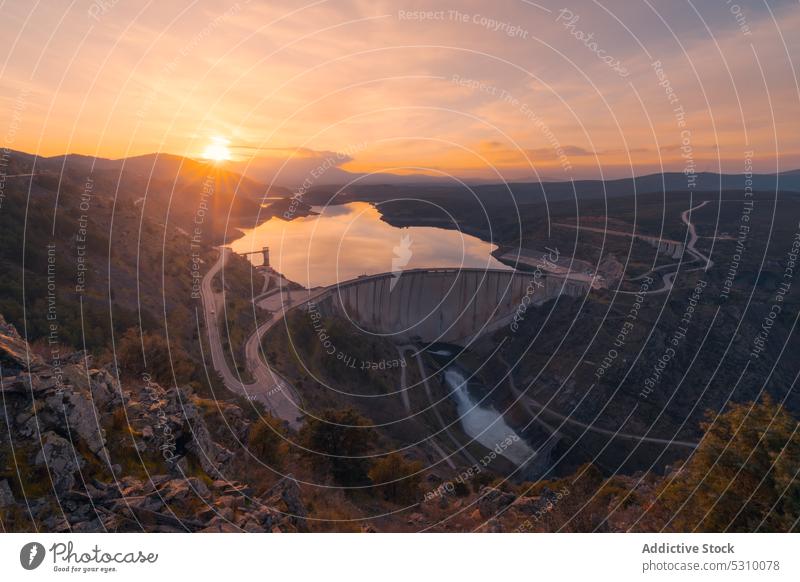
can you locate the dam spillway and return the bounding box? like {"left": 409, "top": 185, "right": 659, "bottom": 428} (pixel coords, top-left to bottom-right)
{"left": 308, "top": 268, "right": 590, "bottom": 344}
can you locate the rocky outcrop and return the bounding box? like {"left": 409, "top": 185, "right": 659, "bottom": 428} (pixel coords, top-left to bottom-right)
{"left": 0, "top": 315, "right": 42, "bottom": 373}
{"left": 33, "top": 432, "right": 85, "bottom": 494}
{"left": 477, "top": 486, "right": 516, "bottom": 519}
{"left": 597, "top": 253, "right": 624, "bottom": 286}
{"left": 0, "top": 314, "right": 305, "bottom": 532}
{"left": 0, "top": 479, "right": 15, "bottom": 507}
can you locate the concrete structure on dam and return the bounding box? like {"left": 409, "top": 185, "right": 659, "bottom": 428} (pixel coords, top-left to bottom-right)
{"left": 642, "top": 236, "right": 685, "bottom": 259}
{"left": 307, "top": 268, "right": 592, "bottom": 344}
{"left": 555, "top": 223, "right": 686, "bottom": 259}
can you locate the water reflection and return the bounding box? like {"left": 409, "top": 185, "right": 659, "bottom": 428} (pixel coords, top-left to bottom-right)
{"left": 230, "top": 201, "right": 511, "bottom": 288}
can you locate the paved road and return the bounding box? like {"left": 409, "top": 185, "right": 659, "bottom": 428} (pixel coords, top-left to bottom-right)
{"left": 517, "top": 392, "right": 698, "bottom": 448}
{"left": 396, "top": 346, "right": 413, "bottom": 414}
{"left": 202, "top": 203, "right": 715, "bottom": 432}
{"left": 396, "top": 345, "right": 457, "bottom": 470}
{"left": 200, "top": 248, "right": 310, "bottom": 430}
{"left": 554, "top": 222, "right": 685, "bottom": 247}
{"left": 498, "top": 353, "right": 697, "bottom": 448}
{"left": 581, "top": 199, "right": 713, "bottom": 295}
{"left": 635, "top": 199, "right": 712, "bottom": 294}
{"left": 681, "top": 200, "right": 713, "bottom": 271}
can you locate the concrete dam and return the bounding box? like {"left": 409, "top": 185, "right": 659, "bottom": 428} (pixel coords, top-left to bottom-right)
{"left": 307, "top": 268, "right": 590, "bottom": 344}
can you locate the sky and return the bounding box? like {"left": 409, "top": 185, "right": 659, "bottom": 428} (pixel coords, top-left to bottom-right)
{"left": 0, "top": 0, "right": 798, "bottom": 182}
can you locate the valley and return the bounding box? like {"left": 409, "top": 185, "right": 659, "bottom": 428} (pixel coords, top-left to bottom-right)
{"left": 3, "top": 148, "right": 800, "bottom": 533}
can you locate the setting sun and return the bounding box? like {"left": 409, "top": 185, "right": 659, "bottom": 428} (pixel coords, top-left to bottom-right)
{"left": 202, "top": 137, "right": 230, "bottom": 162}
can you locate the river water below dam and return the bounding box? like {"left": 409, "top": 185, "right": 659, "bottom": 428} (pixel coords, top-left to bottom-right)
{"left": 443, "top": 367, "right": 535, "bottom": 467}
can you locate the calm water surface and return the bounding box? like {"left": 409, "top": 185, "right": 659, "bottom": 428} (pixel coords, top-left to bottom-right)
{"left": 230, "top": 201, "right": 511, "bottom": 288}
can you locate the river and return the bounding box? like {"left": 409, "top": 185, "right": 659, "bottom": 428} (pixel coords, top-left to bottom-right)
{"left": 444, "top": 367, "right": 535, "bottom": 467}
{"left": 229, "top": 201, "right": 511, "bottom": 288}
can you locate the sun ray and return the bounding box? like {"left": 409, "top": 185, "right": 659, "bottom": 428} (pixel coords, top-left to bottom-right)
{"left": 202, "top": 137, "right": 230, "bottom": 162}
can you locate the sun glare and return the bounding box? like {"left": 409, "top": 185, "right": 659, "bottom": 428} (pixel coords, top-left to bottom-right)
{"left": 202, "top": 137, "right": 231, "bottom": 162}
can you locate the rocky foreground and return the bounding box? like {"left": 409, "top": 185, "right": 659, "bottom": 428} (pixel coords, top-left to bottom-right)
{"left": 0, "top": 314, "right": 306, "bottom": 532}
{"left": 6, "top": 310, "right": 745, "bottom": 533}
{"left": 0, "top": 311, "right": 590, "bottom": 533}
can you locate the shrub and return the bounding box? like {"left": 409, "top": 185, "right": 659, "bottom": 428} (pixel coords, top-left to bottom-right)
{"left": 116, "top": 327, "right": 193, "bottom": 385}
{"left": 649, "top": 396, "right": 800, "bottom": 532}
{"left": 299, "top": 408, "right": 375, "bottom": 486}
{"left": 247, "top": 416, "right": 285, "bottom": 467}
{"left": 368, "top": 453, "right": 423, "bottom": 504}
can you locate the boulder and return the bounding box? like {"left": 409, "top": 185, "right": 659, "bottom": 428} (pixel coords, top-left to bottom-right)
{"left": 61, "top": 390, "right": 107, "bottom": 455}
{"left": 34, "top": 432, "right": 84, "bottom": 494}
{"left": 510, "top": 496, "right": 541, "bottom": 516}
{"left": 0, "top": 479, "right": 15, "bottom": 507}
{"left": 477, "top": 486, "right": 516, "bottom": 519}
{"left": 185, "top": 476, "right": 211, "bottom": 498}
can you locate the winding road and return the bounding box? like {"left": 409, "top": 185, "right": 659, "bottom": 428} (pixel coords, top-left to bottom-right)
{"left": 586, "top": 199, "right": 713, "bottom": 295}
{"left": 200, "top": 201, "right": 713, "bottom": 434}
{"left": 681, "top": 200, "right": 713, "bottom": 271}
{"left": 200, "top": 247, "right": 312, "bottom": 430}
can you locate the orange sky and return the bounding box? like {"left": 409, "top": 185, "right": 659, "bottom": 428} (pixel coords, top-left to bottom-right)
{"left": 1, "top": 0, "right": 798, "bottom": 181}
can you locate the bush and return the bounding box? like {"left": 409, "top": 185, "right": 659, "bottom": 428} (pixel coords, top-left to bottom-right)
{"left": 247, "top": 416, "right": 285, "bottom": 467}
{"left": 650, "top": 396, "right": 800, "bottom": 532}
{"left": 453, "top": 481, "right": 470, "bottom": 497}
{"left": 368, "top": 453, "right": 423, "bottom": 504}
{"left": 299, "top": 408, "right": 375, "bottom": 486}
{"left": 117, "top": 327, "right": 193, "bottom": 385}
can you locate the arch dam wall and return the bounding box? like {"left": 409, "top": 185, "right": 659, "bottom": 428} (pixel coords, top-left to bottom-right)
{"left": 308, "top": 268, "right": 590, "bottom": 344}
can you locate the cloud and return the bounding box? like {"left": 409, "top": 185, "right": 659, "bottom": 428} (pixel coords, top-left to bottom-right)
{"left": 0, "top": 0, "right": 797, "bottom": 177}
{"left": 230, "top": 147, "right": 357, "bottom": 186}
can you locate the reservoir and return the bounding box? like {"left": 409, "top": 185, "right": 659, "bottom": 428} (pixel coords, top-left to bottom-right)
{"left": 230, "top": 201, "right": 511, "bottom": 288}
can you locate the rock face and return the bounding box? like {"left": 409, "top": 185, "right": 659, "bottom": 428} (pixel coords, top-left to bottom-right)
{"left": 0, "top": 315, "right": 42, "bottom": 373}
{"left": 0, "top": 314, "right": 305, "bottom": 532}
{"left": 34, "top": 432, "right": 85, "bottom": 494}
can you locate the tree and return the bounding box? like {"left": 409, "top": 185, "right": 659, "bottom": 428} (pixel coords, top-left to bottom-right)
{"left": 368, "top": 453, "right": 423, "bottom": 503}
{"left": 650, "top": 396, "right": 800, "bottom": 532}
{"left": 247, "top": 416, "right": 285, "bottom": 467}
{"left": 299, "top": 408, "right": 375, "bottom": 486}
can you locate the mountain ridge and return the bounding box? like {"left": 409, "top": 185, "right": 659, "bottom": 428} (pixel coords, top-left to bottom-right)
{"left": 7, "top": 149, "right": 800, "bottom": 194}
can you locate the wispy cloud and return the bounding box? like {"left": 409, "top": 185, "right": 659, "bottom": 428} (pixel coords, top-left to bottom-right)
{"left": 0, "top": 0, "right": 796, "bottom": 178}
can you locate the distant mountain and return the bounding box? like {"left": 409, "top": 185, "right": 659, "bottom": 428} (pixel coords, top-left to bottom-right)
{"left": 7, "top": 150, "right": 800, "bottom": 213}
{"left": 41, "top": 151, "right": 291, "bottom": 201}
{"left": 228, "top": 153, "right": 460, "bottom": 188}
{"left": 228, "top": 146, "right": 800, "bottom": 194}
{"left": 478, "top": 170, "right": 800, "bottom": 205}
{"left": 300, "top": 169, "right": 800, "bottom": 210}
